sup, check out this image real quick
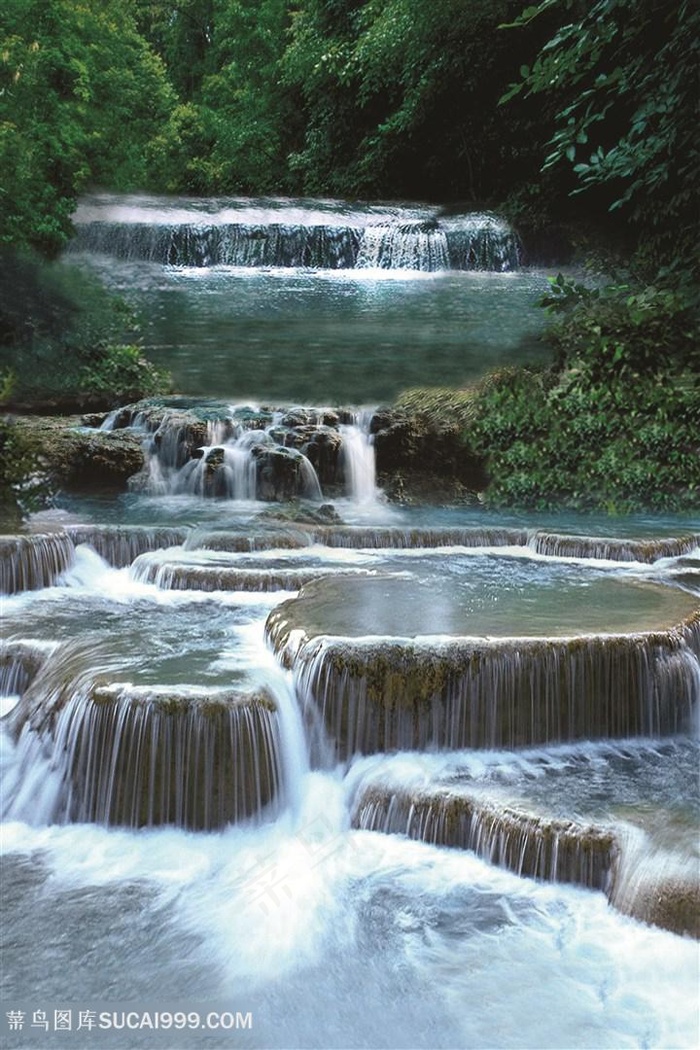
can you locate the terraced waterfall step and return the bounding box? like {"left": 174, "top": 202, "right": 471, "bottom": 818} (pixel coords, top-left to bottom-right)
{"left": 7, "top": 680, "right": 282, "bottom": 830}
{"left": 3, "top": 524, "right": 698, "bottom": 595}
{"left": 266, "top": 574, "right": 699, "bottom": 755}
{"left": 349, "top": 740, "right": 700, "bottom": 938}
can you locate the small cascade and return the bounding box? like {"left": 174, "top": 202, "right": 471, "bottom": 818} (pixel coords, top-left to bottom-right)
{"left": 0, "top": 641, "right": 56, "bottom": 718}
{"left": 267, "top": 599, "right": 700, "bottom": 758}
{"left": 71, "top": 221, "right": 362, "bottom": 269}
{"left": 188, "top": 525, "right": 528, "bottom": 553}
{"left": 312, "top": 525, "right": 528, "bottom": 549}
{"left": 5, "top": 666, "right": 284, "bottom": 830}
{"left": 356, "top": 222, "right": 450, "bottom": 271}
{"left": 127, "top": 408, "right": 326, "bottom": 502}
{"left": 55, "top": 684, "right": 282, "bottom": 829}
{"left": 129, "top": 549, "right": 371, "bottom": 592}
{"left": 0, "top": 641, "right": 54, "bottom": 697}
{"left": 352, "top": 784, "right": 616, "bottom": 891}
{"left": 65, "top": 525, "right": 189, "bottom": 568}
{"left": 608, "top": 822, "right": 700, "bottom": 939}
{"left": 529, "top": 531, "right": 700, "bottom": 563}
{"left": 339, "top": 414, "right": 378, "bottom": 503}
{"left": 443, "top": 214, "right": 521, "bottom": 271}
{"left": 0, "top": 533, "right": 76, "bottom": 595}
{"left": 70, "top": 196, "right": 521, "bottom": 272}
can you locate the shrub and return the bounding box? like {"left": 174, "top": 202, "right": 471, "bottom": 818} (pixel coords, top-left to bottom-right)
{"left": 0, "top": 419, "right": 52, "bottom": 522}
{"left": 470, "top": 365, "right": 700, "bottom": 513}
{"left": 0, "top": 251, "right": 170, "bottom": 410}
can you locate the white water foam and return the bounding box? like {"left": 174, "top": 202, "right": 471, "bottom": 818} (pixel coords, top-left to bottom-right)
{"left": 1, "top": 807, "right": 698, "bottom": 1048}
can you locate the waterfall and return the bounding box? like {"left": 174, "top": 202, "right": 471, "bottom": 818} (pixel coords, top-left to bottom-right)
{"left": 0, "top": 641, "right": 55, "bottom": 704}
{"left": 0, "top": 533, "right": 76, "bottom": 594}
{"left": 54, "top": 685, "right": 283, "bottom": 829}
{"left": 129, "top": 548, "right": 371, "bottom": 592}
{"left": 70, "top": 195, "right": 521, "bottom": 272}
{"left": 4, "top": 665, "right": 285, "bottom": 831}
{"left": 311, "top": 525, "right": 528, "bottom": 549}
{"left": 351, "top": 783, "right": 616, "bottom": 891}
{"left": 356, "top": 223, "right": 450, "bottom": 271}
{"left": 340, "top": 414, "right": 378, "bottom": 503}
{"left": 128, "top": 410, "right": 325, "bottom": 503}
{"left": 65, "top": 525, "right": 189, "bottom": 568}
{"left": 267, "top": 617, "right": 700, "bottom": 758}
{"left": 529, "top": 531, "right": 700, "bottom": 563}
{"left": 608, "top": 822, "right": 699, "bottom": 939}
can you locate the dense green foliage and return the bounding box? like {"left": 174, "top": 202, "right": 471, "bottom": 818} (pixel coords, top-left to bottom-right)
{"left": 3, "top": 0, "right": 697, "bottom": 267}
{"left": 469, "top": 365, "right": 699, "bottom": 513}
{"left": 502, "top": 0, "right": 700, "bottom": 281}
{"left": 0, "top": 419, "right": 48, "bottom": 523}
{"left": 1, "top": 0, "right": 175, "bottom": 257}
{"left": 465, "top": 268, "right": 699, "bottom": 512}
{"left": 279, "top": 0, "right": 556, "bottom": 200}
{"left": 0, "top": 253, "right": 169, "bottom": 409}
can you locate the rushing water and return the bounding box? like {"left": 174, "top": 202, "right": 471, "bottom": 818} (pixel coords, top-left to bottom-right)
{"left": 1, "top": 195, "right": 699, "bottom": 1050}
{"left": 2, "top": 534, "right": 699, "bottom": 1049}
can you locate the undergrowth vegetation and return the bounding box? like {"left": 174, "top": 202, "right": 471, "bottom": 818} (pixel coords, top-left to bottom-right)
{"left": 0, "top": 420, "right": 49, "bottom": 524}
{"left": 0, "top": 252, "right": 170, "bottom": 411}
{"left": 470, "top": 275, "right": 700, "bottom": 512}
{"left": 400, "top": 276, "right": 699, "bottom": 513}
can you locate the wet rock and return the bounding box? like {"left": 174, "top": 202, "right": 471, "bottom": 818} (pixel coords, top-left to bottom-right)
{"left": 80, "top": 412, "right": 110, "bottom": 428}
{"left": 253, "top": 445, "right": 319, "bottom": 501}
{"left": 10, "top": 415, "right": 145, "bottom": 489}
{"left": 371, "top": 406, "right": 487, "bottom": 495}
{"left": 257, "top": 501, "right": 343, "bottom": 526}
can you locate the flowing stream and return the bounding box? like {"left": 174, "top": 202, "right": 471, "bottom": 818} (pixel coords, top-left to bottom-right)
{"left": 1, "top": 196, "right": 699, "bottom": 1050}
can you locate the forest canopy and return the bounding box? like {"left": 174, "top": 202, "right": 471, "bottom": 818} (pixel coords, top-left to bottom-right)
{"left": 1, "top": 0, "right": 697, "bottom": 280}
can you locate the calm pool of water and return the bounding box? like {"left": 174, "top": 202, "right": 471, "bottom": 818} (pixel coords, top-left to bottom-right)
{"left": 65, "top": 256, "right": 551, "bottom": 403}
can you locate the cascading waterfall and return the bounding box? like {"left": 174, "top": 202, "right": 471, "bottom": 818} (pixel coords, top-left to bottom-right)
{"left": 65, "top": 525, "right": 189, "bottom": 568}
{"left": 529, "top": 531, "right": 700, "bottom": 563}
{"left": 0, "top": 641, "right": 56, "bottom": 719}
{"left": 346, "top": 735, "right": 700, "bottom": 938}
{"left": 3, "top": 641, "right": 287, "bottom": 830}
{"left": 608, "top": 821, "right": 700, "bottom": 938}
{"left": 70, "top": 195, "right": 521, "bottom": 272}
{"left": 266, "top": 569, "right": 700, "bottom": 758}
{"left": 276, "top": 633, "right": 700, "bottom": 758}
{"left": 3, "top": 187, "right": 696, "bottom": 1041}
{"left": 0, "top": 533, "right": 75, "bottom": 594}
{"left": 50, "top": 684, "right": 283, "bottom": 830}
{"left": 125, "top": 409, "right": 327, "bottom": 502}
{"left": 2, "top": 514, "right": 700, "bottom": 1050}
{"left": 352, "top": 784, "right": 617, "bottom": 891}
{"left": 356, "top": 222, "right": 450, "bottom": 271}
{"left": 129, "top": 549, "right": 372, "bottom": 593}
{"left": 339, "top": 412, "right": 378, "bottom": 503}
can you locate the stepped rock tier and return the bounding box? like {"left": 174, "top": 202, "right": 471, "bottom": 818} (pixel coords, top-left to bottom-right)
{"left": 350, "top": 738, "right": 700, "bottom": 937}
{"left": 71, "top": 195, "right": 521, "bottom": 272}
{"left": 267, "top": 574, "right": 699, "bottom": 756}
{"left": 2, "top": 518, "right": 699, "bottom": 944}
